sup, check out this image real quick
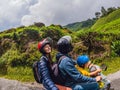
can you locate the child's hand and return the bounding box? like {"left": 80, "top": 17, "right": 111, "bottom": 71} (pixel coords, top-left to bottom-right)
{"left": 97, "top": 69, "right": 102, "bottom": 72}
{"left": 89, "top": 68, "right": 102, "bottom": 76}
{"left": 95, "top": 76, "right": 102, "bottom": 82}
{"left": 96, "top": 69, "right": 102, "bottom": 75}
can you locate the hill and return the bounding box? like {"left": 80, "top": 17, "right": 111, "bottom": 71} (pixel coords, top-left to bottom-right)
{"left": 64, "top": 18, "right": 96, "bottom": 31}
{"left": 92, "top": 8, "right": 120, "bottom": 33}
{"left": 64, "top": 8, "right": 120, "bottom": 32}
{"left": 74, "top": 8, "right": 120, "bottom": 61}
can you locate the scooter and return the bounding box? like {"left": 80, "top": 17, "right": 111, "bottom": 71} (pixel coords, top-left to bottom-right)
{"left": 89, "top": 64, "right": 114, "bottom": 90}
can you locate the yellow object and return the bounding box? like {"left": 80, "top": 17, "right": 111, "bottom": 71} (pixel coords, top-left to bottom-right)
{"left": 98, "top": 81, "right": 104, "bottom": 89}
{"left": 75, "top": 64, "right": 90, "bottom": 76}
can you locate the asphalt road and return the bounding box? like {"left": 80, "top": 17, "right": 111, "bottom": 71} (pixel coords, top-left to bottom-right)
{"left": 110, "top": 78, "right": 120, "bottom": 90}
{"left": 107, "top": 70, "right": 120, "bottom": 90}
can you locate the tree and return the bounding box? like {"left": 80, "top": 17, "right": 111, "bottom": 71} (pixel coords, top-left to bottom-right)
{"left": 117, "top": 7, "right": 120, "bottom": 9}
{"left": 34, "top": 22, "right": 45, "bottom": 27}
{"left": 107, "top": 7, "right": 116, "bottom": 14}
{"left": 95, "top": 12, "right": 101, "bottom": 19}
{"left": 101, "top": 6, "right": 107, "bottom": 17}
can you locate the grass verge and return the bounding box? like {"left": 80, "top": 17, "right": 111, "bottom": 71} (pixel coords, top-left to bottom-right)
{"left": 102, "top": 57, "right": 120, "bottom": 75}
{"left": 0, "top": 66, "right": 34, "bottom": 82}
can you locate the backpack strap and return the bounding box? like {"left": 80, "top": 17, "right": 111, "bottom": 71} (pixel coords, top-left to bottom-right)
{"left": 58, "top": 56, "right": 66, "bottom": 65}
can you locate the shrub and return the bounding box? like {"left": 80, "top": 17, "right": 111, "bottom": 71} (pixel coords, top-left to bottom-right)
{"left": 111, "top": 41, "right": 120, "bottom": 56}
{"left": 34, "top": 22, "right": 45, "bottom": 27}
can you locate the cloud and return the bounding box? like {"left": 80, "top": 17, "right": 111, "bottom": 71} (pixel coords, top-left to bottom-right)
{"left": 21, "top": 0, "right": 120, "bottom": 26}
{"left": 0, "top": 0, "right": 120, "bottom": 31}
{"left": 0, "top": 0, "right": 37, "bottom": 31}
{"left": 21, "top": 0, "right": 94, "bottom": 26}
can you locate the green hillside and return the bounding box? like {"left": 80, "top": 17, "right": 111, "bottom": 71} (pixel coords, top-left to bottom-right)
{"left": 75, "top": 8, "right": 120, "bottom": 59}
{"left": 64, "top": 18, "right": 96, "bottom": 31}
{"left": 92, "top": 8, "right": 120, "bottom": 31}
{"left": 92, "top": 18, "right": 120, "bottom": 34}
{"left": 64, "top": 8, "right": 120, "bottom": 32}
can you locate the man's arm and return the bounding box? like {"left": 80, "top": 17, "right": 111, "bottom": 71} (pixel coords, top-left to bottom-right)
{"left": 62, "top": 57, "right": 97, "bottom": 83}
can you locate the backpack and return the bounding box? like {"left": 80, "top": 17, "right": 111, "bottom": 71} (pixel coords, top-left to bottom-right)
{"left": 51, "top": 56, "right": 66, "bottom": 85}
{"left": 32, "top": 61, "right": 42, "bottom": 83}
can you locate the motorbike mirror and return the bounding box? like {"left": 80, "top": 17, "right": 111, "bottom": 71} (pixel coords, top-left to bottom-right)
{"left": 100, "top": 64, "right": 107, "bottom": 71}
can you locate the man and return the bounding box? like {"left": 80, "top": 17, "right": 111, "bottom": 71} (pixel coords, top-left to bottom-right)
{"left": 56, "top": 35, "right": 101, "bottom": 90}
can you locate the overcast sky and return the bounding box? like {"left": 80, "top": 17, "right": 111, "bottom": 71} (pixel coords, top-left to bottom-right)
{"left": 0, "top": 0, "right": 120, "bottom": 31}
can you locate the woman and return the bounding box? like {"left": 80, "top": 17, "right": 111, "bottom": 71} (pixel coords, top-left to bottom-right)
{"left": 37, "top": 37, "right": 59, "bottom": 90}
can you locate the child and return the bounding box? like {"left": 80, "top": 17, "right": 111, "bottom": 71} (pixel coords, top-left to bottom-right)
{"left": 75, "top": 55, "right": 113, "bottom": 90}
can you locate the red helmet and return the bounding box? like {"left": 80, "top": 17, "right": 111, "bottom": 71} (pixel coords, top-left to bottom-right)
{"left": 38, "top": 37, "right": 52, "bottom": 53}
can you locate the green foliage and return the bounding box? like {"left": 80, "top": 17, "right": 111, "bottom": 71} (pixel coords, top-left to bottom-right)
{"left": 107, "top": 7, "right": 117, "bottom": 14}
{"left": 64, "top": 18, "right": 96, "bottom": 31}
{"left": 5, "top": 66, "right": 34, "bottom": 82}
{"left": 102, "top": 57, "right": 120, "bottom": 75}
{"left": 101, "top": 6, "right": 107, "bottom": 17}
{"left": 18, "top": 29, "right": 40, "bottom": 43}
{"left": 41, "top": 27, "right": 63, "bottom": 40}
{"left": 34, "top": 22, "right": 45, "bottom": 27}
{"left": 76, "top": 29, "right": 89, "bottom": 38}
{"left": 0, "top": 44, "right": 21, "bottom": 67}
{"left": 111, "top": 41, "right": 120, "bottom": 56}
{"left": 92, "top": 9, "right": 120, "bottom": 30}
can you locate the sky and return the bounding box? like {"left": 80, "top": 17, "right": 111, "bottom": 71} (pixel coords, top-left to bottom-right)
{"left": 0, "top": 0, "right": 120, "bottom": 31}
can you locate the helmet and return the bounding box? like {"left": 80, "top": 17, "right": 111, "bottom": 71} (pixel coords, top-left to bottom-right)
{"left": 77, "top": 55, "right": 90, "bottom": 66}
{"left": 57, "top": 36, "right": 73, "bottom": 54}
{"left": 38, "top": 37, "right": 52, "bottom": 53}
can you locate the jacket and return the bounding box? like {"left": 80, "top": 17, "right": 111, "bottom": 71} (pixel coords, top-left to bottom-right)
{"left": 38, "top": 55, "right": 59, "bottom": 90}
{"left": 75, "top": 64, "right": 90, "bottom": 76}
{"left": 56, "top": 53, "right": 96, "bottom": 86}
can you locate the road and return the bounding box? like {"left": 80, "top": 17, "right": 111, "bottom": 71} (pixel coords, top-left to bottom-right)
{"left": 0, "top": 70, "right": 120, "bottom": 90}
{"left": 111, "top": 78, "right": 120, "bottom": 90}
{"left": 107, "top": 70, "right": 120, "bottom": 90}
{"left": 0, "top": 78, "right": 44, "bottom": 90}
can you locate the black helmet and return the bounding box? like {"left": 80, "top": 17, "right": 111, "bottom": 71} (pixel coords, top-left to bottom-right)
{"left": 57, "top": 36, "right": 73, "bottom": 54}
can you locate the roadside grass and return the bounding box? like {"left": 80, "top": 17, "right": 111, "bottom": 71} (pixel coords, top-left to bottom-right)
{"left": 3, "top": 66, "right": 34, "bottom": 82}
{"left": 102, "top": 57, "right": 120, "bottom": 75}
